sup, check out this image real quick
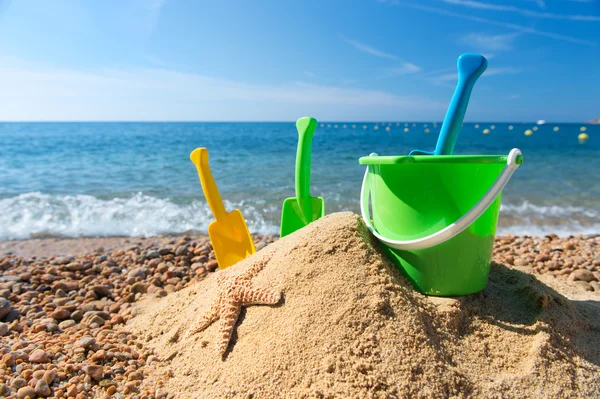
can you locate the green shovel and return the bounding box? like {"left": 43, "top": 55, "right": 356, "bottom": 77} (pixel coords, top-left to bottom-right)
{"left": 280, "top": 117, "right": 324, "bottom": 237}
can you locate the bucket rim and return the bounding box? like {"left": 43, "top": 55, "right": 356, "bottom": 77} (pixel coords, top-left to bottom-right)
{"left": 359, "top": 154, "right": 524, "bottom": 165}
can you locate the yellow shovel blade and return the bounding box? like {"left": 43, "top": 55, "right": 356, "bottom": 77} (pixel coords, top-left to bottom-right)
{"left": 208, "top": 209, "right": 256, "bottom": 269}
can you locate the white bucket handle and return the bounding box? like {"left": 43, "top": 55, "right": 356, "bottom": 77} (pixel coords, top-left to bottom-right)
{"left": 360, "top": 148, "right": 522, "bottom": 251}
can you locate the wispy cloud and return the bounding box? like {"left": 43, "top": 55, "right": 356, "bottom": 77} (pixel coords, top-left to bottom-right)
{"left": 431, "top": 66, "right": 522, "bottom": 82}
{"left": 147, "top": 0, "right": 166, "bottom": 31}
{"left": 506, "top": 94, "right": 521, "bottom": 100}
{"left": 342, "top": 37, "right": 398, "bottom": 60}
{"left": 441, "top": 0, "right": 600, "bottom": 21}
{"left": 524, "top": 0, "right": 546, "bottom": 8}
{"left": 381, "top": 62, "right": 422, "bottom": 76}
{"left": 0, "top": 57, "right": 445, "bottom": 121}
{"left": 460, "top": 32, "right": 521, "bottom": 52}
{"left": 304, "top": 71, "right": 315, "bottom": 79}
{"left": 386, "top": 1, "right": 597, "bottom": 46}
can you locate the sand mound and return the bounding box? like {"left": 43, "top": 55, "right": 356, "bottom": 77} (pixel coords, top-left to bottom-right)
{"left": 128, "top": 212, "right": 600, "bottom": 398}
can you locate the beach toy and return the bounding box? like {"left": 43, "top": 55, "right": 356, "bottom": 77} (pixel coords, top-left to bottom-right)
{"left": 190, "top": 148, "right": 255, "bottom": 269}
{"left": 410, "top": 54, "right": 487, "bottom": 156}
{"left": 280, "top": 117, "right": 324, "bottom": 237}
{"left": 359, "top": 149, "right": 523, "bottom": 296}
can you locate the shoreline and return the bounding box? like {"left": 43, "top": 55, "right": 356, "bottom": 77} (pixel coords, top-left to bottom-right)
{"left": 1, "top": 231, "right": 598, "bottom": 257}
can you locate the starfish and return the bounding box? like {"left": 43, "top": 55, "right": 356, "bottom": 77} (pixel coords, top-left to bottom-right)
{"left": 188, "top": 257, "right": 282, "bottom": 357}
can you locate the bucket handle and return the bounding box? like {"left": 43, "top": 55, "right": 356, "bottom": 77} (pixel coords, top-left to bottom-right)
{"left": 360, "top": 148, "right": 522, "bottom": 251}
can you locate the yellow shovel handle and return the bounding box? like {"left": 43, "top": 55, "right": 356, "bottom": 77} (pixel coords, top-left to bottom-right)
{"left": 190, "top": 148, "right": 227, "bottom": 222}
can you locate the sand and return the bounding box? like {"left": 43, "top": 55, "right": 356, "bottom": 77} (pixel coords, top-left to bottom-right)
{"left": 128, "top": 212, "right": 600, "bottom": 398}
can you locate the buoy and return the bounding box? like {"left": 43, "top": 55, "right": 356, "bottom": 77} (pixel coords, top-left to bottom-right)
{"left": 423, "top": 124, "right": 428, "bottom": 127}
{"left": 490, "top": 125, "right": 495, "bottom": 130}
{"left": 327, "top": 124, "right": 331, "bottom": 128}
{"left": 508, "top": 125, "right": 514, "bottom": 130}
{"left": 334, "top": 124, "right": 338, "bottom": 128}
{"left": 388, "top": 123, "right": 392, "bottom": 126}
{"left": 533, "top": 126, "right": 538, "bottom": 131}
{"left": 374, "top": 125, "right": 379, "bottom": 130}
{"left": 581, "top": 126, "right": 587, "bottom": 132}
{"left": 363, "top": 125, "right": 367, "bottom": 129}
{"left": 424, "top": 128, "right": 430, "bottom": 133}
{"left": 553, "top": 126, "right": 559, "bottom": 132}
{"left": 483, "top": 128, "right": 490, "bottom": 134}
{"left": 385, "top": 126, "right": 391, "bottom": 132}
{"left": 578, "top": 133, "right": 589, "bottom": 142}
{"left": 525, "top": 129, "right": 533, "bottom": 136}
{"left": 412, "top": 123, "right": 416, "bottom": 127}
{"left": 474, "top": 124, "right": 479, "bottom": 129}
{"left": 352, "top": 124, "right": 356, "bottom": 129}
{"left": 343, "top": 124, "right": 347, "bottom": 129}
{"left": 433, "top": 123, "right": 438, "bottom": 128}
{"left": 320, "top": 123, "right": 324, "bottom": 127}
{"left": 404, "top": 128, "right": 409, "bottom": 133}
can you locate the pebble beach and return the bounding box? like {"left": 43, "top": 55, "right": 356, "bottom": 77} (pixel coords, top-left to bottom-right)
{"left": 0, "top": 224, "right": 598, "bottom": 398}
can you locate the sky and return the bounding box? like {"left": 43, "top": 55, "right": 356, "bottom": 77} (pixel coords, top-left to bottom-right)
{"left": 0, "top": 0, "right": 599, "bottom": 122}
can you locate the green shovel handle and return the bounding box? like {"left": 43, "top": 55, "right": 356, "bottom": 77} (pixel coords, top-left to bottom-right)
{"left": 295, "top": 117, "right": 318, "bottom": 219}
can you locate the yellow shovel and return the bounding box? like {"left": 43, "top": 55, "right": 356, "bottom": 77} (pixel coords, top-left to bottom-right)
{"left": 190, "top": 148, "right": 256, "bottom": 269}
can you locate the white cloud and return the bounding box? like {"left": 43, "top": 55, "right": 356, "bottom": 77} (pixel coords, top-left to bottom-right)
{"left": 0, "top": 57, "right": 445, "bottom": 121}
{"left": 387, "top": 1, "right": 597, "bottom": 46}
{"left": 441, "top": 0, "right": 600, "bottom": 21}
{"left": 343, "top": 37, "right": 398, "bottom": 60}
{"left": 524, "top": 0, "right": 546, "bottom": 8}
{"left": 460, "top": 32, "right": 520, "bottom": 52}
{"left": 145, "top": 0, "right": 166, "bottom": 32}
{"left": 382, "top": 62, "right": 423, "bottom": 76}
{"left": 431, "top": 66, "right": 522, "bottom": 81}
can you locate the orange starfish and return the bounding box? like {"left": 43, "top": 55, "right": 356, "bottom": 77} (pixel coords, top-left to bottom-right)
{"left": 188, "top": 257, "right": 281, "bottom": 357}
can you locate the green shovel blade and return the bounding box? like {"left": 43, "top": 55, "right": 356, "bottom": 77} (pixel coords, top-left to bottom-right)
{"left": 281, "top": 196, "right": 325, "bottom": 237}
{"left": 280, "top": 117, "right": 324, "bottom": 237}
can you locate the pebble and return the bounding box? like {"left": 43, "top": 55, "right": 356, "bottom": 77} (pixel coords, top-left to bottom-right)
{"left": 17, "top": 386, "right": 36, "bottom": 399}
{"left": 50, "top": 308, "right": 71, "bottom": 320}
{"left": 56, "top": 256, "right": 74, "bottom": 265}
{"left": 43, "top": 369, "right": 57, "bottom": 385}
{"left": 58, "top": 319, "right": 76, "bottom": 329}
{"left": 569, "top": 269, "right": 596, "bottom": 282}
{"left": 75, "top": 336, "right": 96, "bottom": 349}
{"left": 130, "top": 282, "right": 148, "bottom": 294}
{"left": 83, "top": 364, "right": 104, "bottom": 381}
{"left": 128, "top": 268, "right": 146, "bottom": 280}
{"left": 175, "top": 245, "right": 188, "bottom": 256}
{"left": 35, "top": 379, "right": 52, "bottom": 396}
{"left": 0, "top": 297, "right": 12, "bottom": 319}
{"left": 0, "top": 322, "right": 8, "bottom": 336}
{"left": 29, "top": 349, "right": 49, "bottom": 363}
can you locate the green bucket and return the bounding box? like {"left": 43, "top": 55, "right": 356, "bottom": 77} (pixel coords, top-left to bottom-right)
{"left": 359, "top": 148, "right": 523, "bottom": 296}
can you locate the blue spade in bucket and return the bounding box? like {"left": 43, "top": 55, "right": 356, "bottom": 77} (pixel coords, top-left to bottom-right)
{"left": 360, "top": 53, "right": 523, "bottom": 296}
{"left": 411, "top": 53, "right": 488, "bottom": 156}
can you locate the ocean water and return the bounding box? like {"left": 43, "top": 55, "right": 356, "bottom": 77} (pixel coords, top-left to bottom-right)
{"left": 0, "top": 122, "right": 598, "bottom": 240}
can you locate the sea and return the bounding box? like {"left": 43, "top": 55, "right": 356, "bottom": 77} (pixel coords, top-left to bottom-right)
{"left": 0, "top": 122, "right": 598, "bottom": 240}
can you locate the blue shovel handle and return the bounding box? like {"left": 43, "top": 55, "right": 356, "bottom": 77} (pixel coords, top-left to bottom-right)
{"left": 410, "top": 53, "right": 487, "bottom": 156}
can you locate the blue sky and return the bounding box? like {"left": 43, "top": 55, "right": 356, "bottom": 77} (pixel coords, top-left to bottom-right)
{"left": 0, "top": 0, "right": 598, "bottom": 121}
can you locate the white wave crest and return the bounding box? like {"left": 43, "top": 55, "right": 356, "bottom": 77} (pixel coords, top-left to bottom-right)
{"left": 0, "top": 192, "right": 280, "bottom": 240}
{"left": 500, "top": 201, "right": 598, "bottom": 218}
